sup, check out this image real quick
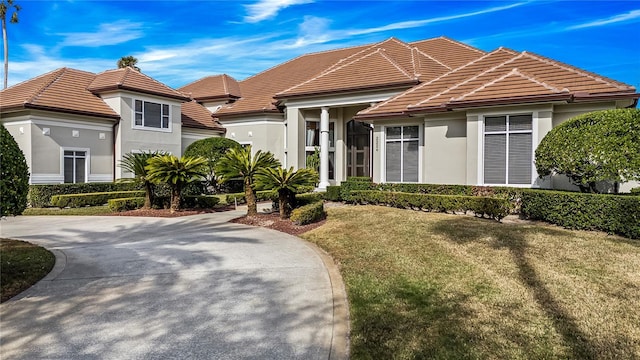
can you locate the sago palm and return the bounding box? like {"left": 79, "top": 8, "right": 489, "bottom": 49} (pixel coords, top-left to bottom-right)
{"left": 215, "top": 146, "right": 280, "bottom": 216}
{"left": 255, "top": 167, "right": 318, "bottom": 219}
{"left": 118, "top": 151, "right": 161, "bottom": 209}
{"left": 146, "top": 154, "right": 207, "bottom": 212}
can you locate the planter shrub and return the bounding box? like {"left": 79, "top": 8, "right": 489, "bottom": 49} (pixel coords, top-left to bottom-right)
{"left": 225, "top": 190, "right": 276, "bottom": 205}
{"left": 51, "top": 191, "right": 145, "bottom": 208}
{"left": 108, "top": 197, "right": 145, "bottom": 212}
{"left": 290, "top": 201, "right": 326, "bottom": 225}
{"left": 29, "top": 182, "right": 141, "bottom": 207}
{"left": 521, "top": 190, "right": 640, "bottom": 239}
{"left": 182, "top": 195, "right": 220, "bottom": 209}
{"left": 295, "top": 192, "right": 324, "bottom": 206}
{"left": 326, "top": 186, "right": 341, "bottom": 201}
{"left": 350, "top": 190, "right": 511, "bottom": 221}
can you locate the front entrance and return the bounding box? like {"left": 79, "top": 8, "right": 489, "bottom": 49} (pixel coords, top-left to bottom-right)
{"left": 346, "top": 120, "right": 372, "bottom": 178}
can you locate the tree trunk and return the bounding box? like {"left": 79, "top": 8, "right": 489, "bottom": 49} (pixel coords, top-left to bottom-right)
{"left": 245, "top": 178, "right": 257, "bottom": 216}
{"left": 278, "top": 189, "right": 290, "bottom": 219}
{"left": 170, "top": 186, "right": 181, "bottom": 213}
{"left": 143, "top": 182, "right": 154, "bottom": 209}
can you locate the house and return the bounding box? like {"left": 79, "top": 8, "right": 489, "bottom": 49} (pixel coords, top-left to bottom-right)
{"left": 0, "top": 67, "right": 224, "bottom": 183}
{"left": 2, "top": 36, "right": 638, "bottom": 190}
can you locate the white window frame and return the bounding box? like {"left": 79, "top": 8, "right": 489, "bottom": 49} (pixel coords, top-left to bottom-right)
{"left": 305, "top": 120, "right": 336, "bottom": 180}
{"left": 133, "top": 99, "right": 172, "bottom": 132}
{"left": 381, "top": 124, "right": 423, "bottom": 183}
{"left": 60, "top": 147, "right": 90, "bottom": 184}
{"left": 480, "top": 113, "right": 535, "bottom": 187}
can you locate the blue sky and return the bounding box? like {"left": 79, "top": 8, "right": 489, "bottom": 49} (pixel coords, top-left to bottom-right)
{"left": 3, "top": 0, "right": 639, "bottom": 89}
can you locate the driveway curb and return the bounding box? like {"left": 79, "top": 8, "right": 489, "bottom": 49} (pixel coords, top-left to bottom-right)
{"left": 303, "top": 241, "right": 350, "bottom": 360}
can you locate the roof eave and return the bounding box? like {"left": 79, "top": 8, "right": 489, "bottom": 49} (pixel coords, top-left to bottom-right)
{"left": 89, "top": 85, "right": 190, "bottom": 102}
{"left": 572, "top": 91, "right": 640, "bottom": 102}
{"left": 215, "top": 108, "right": 283, "bottom": 119}
{"left": 274, "top": 80, "right": 419, "bottom": 100}
{"left": 192, "top": 94, "right": 241, "bottom": 102}
{"left": 438, "top": 93, "right": 574, "bottom": 110}
{"left": 21, "top": 103, "right": 121, "bottom": 120}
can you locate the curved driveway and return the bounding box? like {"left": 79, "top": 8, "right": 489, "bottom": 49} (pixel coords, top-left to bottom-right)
{"left": 0, "top": 210, "right": 339, "bottom": 359}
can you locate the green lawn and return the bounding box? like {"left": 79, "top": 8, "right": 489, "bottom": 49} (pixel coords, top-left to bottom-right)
{"left": 302, "top": 206, "right": 640, "bottom": 360}
{"left": 23, "top": 205, "right": 113, "bottom": 216}
{"left": 1, "top": 239, "right": 55, "bottom": 302}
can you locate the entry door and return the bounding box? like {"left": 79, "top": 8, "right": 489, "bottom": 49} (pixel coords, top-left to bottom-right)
{"left": 346, "top": 120, "right": 372, "bottom": 178}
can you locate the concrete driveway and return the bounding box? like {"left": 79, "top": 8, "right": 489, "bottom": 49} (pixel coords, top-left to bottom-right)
{"left": 0, "top": 210, "right": 346, "bottom": 359}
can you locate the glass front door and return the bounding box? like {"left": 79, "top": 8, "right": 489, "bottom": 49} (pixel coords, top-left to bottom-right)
{"left": 346, "top": 120, "right": 372, "bottom": 178}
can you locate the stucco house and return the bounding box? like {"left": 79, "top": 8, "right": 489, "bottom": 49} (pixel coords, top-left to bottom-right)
{"left": 1, "top": 36, "right": 638, "bottom": 190}
{"left": 0, "top": 67, "right": 224, "bottom": 183}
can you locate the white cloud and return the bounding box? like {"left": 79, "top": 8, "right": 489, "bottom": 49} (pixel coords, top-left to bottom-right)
{"left": 58, "top": 20, "right": 144, "bottom": 47}
{"left": 348, "top": 2, "right": 528, "bottom": 36}
{"left": 567, "top": 9, "right": 640, "bottom": 30}
{"left": 244, "top": 0, "right": 313, "bottom": 23}
{"left": 285, "top": 16, "right": 333, "bottom": 48}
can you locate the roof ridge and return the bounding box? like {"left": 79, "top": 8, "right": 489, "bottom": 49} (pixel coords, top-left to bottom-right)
{"left": 414, "top": 48, "right": 452, "bottom": 70}
{"left": 321, "top": 38, "right": 393, "bottom": 74}
{"left": 510, "top": 68, "right": 568, "bottom": 92}
{"left": 27, "top": 67, "right": 68, "bottom": 104}
{"left": 378, "top": 48, "right": 416, "bottom": 80}
{"left": 453, "top": 68, "right": 565, "bottom": 101}
{"left": 439, "top": 36, "right": 485, "bottom": 54}
{"left": 522, "top": 51, "right": 632, "bottom": 90}
{"left": 410, "top": 52, "right": 525, "bottom": 107}
{"left": 222, "top": 74, "right": 229, "bottom": 94}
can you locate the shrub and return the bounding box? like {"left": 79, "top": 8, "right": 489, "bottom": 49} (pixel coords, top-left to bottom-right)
{"left": 326, "top": 186, "right": 341, "bottom": 201}
{"left": 183, "top": 137, "right": 241, "bottom": 191}
{"left": 51, "top": 191, "right": 145, "bottom": 208}
{"left": 225, "top": 190, "right": 277, "bottom": 205}
{"left": 521, "top": 190, "right": 640, "bottom": 239}
{"left": 28, "top": 182, "right": 141, "bottom": 208}
{"left": 108, "top": 197, "right": 145, "bottom": 212}
{"left": 182, "top": 195, "right": 220, "bottom": 209}
{"left": 1, "top": 123, "right": 30, "bottom": 216}
{"left": 350, "top": 190, "right": 511, "bottom": 221}
{"left": 290, "top": 201, "right": 326, "bottom": 225}
{"left": 630, "top": 187, "right": 640, "bottom": 195}
{"left": 340, "top": 178, "right": 375, "bottom": 201}
{"left": 295, "top": 192, "right": 324, "bottom": 206}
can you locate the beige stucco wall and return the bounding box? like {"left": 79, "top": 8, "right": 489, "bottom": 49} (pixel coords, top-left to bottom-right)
{"left": 2, "top": 117, "right": 32, "bottom": 175}
{"left": 220, "top": 116, "right": 286, "bottom": 164}
{"left": 423, "top": 115, "right": 467, "bottom": 184}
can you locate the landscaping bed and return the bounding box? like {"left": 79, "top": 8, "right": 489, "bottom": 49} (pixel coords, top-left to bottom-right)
{"left": 1, "top": 239, "right": 55, "bottom": 303}
{"left": 231, "top": 212, "right": 326, "bottom": 236}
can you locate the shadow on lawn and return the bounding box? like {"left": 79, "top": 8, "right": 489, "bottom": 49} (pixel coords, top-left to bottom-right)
{"left": 431, "top": 218, "right": 630, "bottom": 360}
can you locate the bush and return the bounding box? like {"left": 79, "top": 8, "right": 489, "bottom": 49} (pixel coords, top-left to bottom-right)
{"left": 521, "top": 190, "right": 640, "bottom": 239}
{"left": 290, "top": 201, "right": 326, "bottom": 225}
{"left": 1, "top": 123, "right": 30, "bottom": 216}
{"left": 51, "top": 191, "right": 145, "bottom": 208}
{"left": 326, "top": 186, "right": 341, "bottom": 201}
{"left": 184, "top": 137, "right": 241, "bottom": 191}
{"left": 350, "top": 190, "right": 511, "bottom": 221}
{"left": 108, "top": 197, "right": 145, "bottom": 212}
{"left": 225, "top": 190, "right": 276, "bottom": 205}
{"left": 295, "top": 192, "right": 324, "bottom": 206}
{"left": 28, "top": 182, "right": 141, "bottom": 208}
{"left": 182, "top": 195, "right": 220, "bottom": 209}
{"left": 630, "top": 187, "right": 640, "bottom": 195}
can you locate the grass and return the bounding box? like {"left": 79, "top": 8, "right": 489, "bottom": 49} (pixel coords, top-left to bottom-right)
{"left": 301, "top": 206, "right": 640, "bottom": 360}
{"left": 23, "top": 205, "right": 113, "bottom": 216}
{"left": 1, "top": 239, "right": 55, "bottom": 302}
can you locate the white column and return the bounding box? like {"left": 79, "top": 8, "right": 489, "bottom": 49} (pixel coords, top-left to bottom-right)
{"left": 318, "top": 106, "right": 330, "bottom": 190}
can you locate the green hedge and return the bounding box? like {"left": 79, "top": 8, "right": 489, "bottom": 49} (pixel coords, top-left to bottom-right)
{"left": 225, "top": 190, "right": 276, "bottom": 205}
{"left": 325, "top": 186, "right": 341, "bottom": 201}
{"left": 52, "top": 191, "right": 145, "bottom": 208}
{"left": 290, "top": 201, "right": 326, "bottom": 225}
{"left": 350, "top": 190, "right": 511, "bottom": 221}
{"left": 295, "top": 192, "right": 324, "bottom": 206}
{"left": 521, "top": 190, "right": 640, "bottom": 239}
{"left": 108, "top": 197, "right": 145, "bottom": 212}
{"left": 182, "top": 195, "right": 220, "bottom": 209}
{"left": 28, "top": 182, "right": 142, "bottom": 207}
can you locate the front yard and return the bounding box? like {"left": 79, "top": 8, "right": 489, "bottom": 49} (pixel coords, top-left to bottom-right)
{"left": 302, "top": 205, "right": 640, "bottom": 359}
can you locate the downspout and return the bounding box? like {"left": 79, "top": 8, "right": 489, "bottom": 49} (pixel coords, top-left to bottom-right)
{"left": 112, "top": 118, "right": 120, "bottom": 182}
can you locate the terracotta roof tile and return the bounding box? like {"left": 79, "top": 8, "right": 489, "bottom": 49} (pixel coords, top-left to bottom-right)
{"left": 0, "top": 68, "right": 119, "bottom": 118}
{"left": 88, "top": 67, "right": 189, "bottom": 101}
{"left": 178, "top": 74, "right": 241, "bottom": 101}
{"left": 181, "top": 100, "right": 225, "bottom": 132}
{"left": 410, "top": 36, "right": 486, "bottom": 69}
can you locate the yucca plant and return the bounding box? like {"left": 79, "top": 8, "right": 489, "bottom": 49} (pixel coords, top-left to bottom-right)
{"left": 215, "top": 146, "right": 280, "bottom": 216}
{"left": 118, "top": 151, "right": 162, "bottom": 209}
{"left": 145, "top": 154, "right": 207, "bottom": 212}
{"left": 255, "top": 166, "right": 318, "bottom": 219}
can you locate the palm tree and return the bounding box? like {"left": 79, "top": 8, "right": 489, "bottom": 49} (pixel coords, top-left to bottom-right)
{"left": 215, "top": 146, "right": 280, "bottom": 216}
{"left": 1, "top": 0, "right": 20, "bottom": 89}
{"left": 117, "top": 151, "right": 162, "bottom": 209}
{"left": 255, "top": 167, "right": 318, "bottom": 219}
{"left": 145, "top": 154, "right": 207, "bottom": 213}
{"left": 117, "top": 56, "right": 140, "bottom": 71}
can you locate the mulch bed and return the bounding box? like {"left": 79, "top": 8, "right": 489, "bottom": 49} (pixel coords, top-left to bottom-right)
{"left": 107, "top": 205, "right": 235, "bottom": 218}
{"left": 231, "top": 212, "right": 326, "bottom": 236}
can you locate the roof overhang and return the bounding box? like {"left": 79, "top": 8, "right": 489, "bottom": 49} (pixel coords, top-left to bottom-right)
{"left": 1, "top": 103, "right": 120, "bottom": 120}
{"left": 89, "top": 85, "right": 191, "bottom": 102}
{"left": 274, "top": 81, "right": 419, "bottom": 100}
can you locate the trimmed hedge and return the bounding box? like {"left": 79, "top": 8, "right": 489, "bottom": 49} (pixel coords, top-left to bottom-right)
{"left": 182, "top": 195, "right": 220, "bottom": 209}
{"left": 29, "top": 182, "right": 142, "bottom": 207}
{"left": 325, "top": 186, "right": 341, "bottom": 201}
{"left": 521, "top": 190, "right": 640, "bottom": 239}
{"left": 295, "top": 192, "right": 325, "bottom": 206}
{"left": 350, "top": 190, "right": 511, "bottom": 221}
{"left": 108, "top": 197, "right": 145, "bottom": 212}
{"left": 290, "top": 201, "right": 326, "bottom": 225}
{"left": 225, "top": 190, "right": 276, "bottom": 205}
{"left": 52, "top": 191, "right": 145, "bottom": 208}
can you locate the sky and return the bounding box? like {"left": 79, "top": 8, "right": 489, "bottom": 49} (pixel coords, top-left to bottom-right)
{"left": 2, "top": 0, "right": 639, "bottom": 89}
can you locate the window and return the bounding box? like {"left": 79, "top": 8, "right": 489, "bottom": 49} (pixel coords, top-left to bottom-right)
{"left": 64, "top": 150, "right": 86, "bottom": 183}
{"left": 483, "top": 114, "right": 532, "bottom": 185}
{"left": 385, "top": 125, "right": 419, "bottom": 182}
{"left": 305, "top": 121, "right": 335, "bottom": 179}
{"left": 134, "top": 100, "right": 170, "bottom": 129}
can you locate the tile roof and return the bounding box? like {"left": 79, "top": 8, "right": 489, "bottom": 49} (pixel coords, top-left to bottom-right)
{"left": 88, "top": 67, "right": 189, "bottom": 101}
{"left": 410, "top": 36, "right": 486, "bottom": 70}
{"left": 181, "top": 100, "right": 225, "bottom": 132}
{"left": 178, "top": 74, "right": 241, "bottom": 101}
{"left": 0, "top": 68, "right": 120, "bottom": 119}
{"left": 358, "top": 48, "right": 637, "bottom": 118}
